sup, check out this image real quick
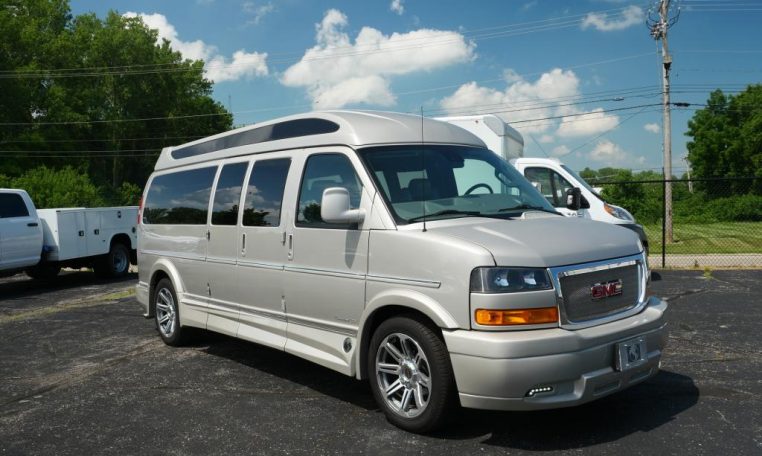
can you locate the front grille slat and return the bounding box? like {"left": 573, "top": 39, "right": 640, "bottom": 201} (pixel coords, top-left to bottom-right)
{"left": 559, "top": 265, "right": 640, "bottom": 322}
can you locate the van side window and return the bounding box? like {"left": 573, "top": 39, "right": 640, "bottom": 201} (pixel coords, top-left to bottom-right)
{"left": 524, "top": 167, "right": 574, "bottom": 207}
{"left": 143, "top": 167, "right": 217, "bottom": 224}
{"left": 211, "top": 162, "right": 248, "bottom": 226}
{"left": 243, "top": 158, "right": 291, "bottom": 227}
{"left": 296, "top": 154, "right": 362, "bottom": 227}
{"left": 0, "top": 193, "right": 30, "bottom": 218}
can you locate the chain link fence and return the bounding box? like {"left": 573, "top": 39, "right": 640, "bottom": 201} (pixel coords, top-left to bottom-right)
{"left": 591, "top": 176, "right": 762, "bottom": 268}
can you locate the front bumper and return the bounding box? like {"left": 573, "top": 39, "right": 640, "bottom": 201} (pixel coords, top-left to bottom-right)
{"left": 442, "top": 296, "right": 667, "bottom": 411}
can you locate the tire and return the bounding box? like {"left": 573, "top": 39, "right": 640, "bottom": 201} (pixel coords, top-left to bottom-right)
{"left": 94, "top": 243, "right": 130, "bottom": 278}
{"left": 153, "top": 278, "right": 193, "bottom": 346}
{"left": 367, "top": 316, "right": 457, "bottom": 433}
{"left": 25, "top": 264, "right": 61, "bottom": 280}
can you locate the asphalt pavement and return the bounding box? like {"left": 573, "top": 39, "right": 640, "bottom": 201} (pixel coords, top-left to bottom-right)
{"left": 0, "top": 268, "right": 760, "bottom": 455}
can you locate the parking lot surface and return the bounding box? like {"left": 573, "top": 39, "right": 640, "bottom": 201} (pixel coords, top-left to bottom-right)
{"left": 1, "top": 269, "right": 760, "bottom": 455}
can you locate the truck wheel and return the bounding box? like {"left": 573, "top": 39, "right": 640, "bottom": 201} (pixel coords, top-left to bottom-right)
{"left": 94, "top": 243, "right": 130, "bottom": 278}
{"left": 25, "top": 264, "right": 61, "bottom": 281}
{"left": 367, "top": 316, "right": 457, "bottom": 433}
{"left": 154, "top": 278, "right": 193, "bottom": 346}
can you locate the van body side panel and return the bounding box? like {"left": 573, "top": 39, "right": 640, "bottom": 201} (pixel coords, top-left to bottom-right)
{"left": 235, "top": 152, "right": 297, "bottom": 351}
{"left": 365, "top": 230, "right": 495, "bottom": 331}
{"left": 283, "top": 148, "right": 374, "bottom": 376}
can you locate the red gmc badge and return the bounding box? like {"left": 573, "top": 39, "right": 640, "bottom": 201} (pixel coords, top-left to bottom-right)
{"left": 590, "top": 279, "right": 623, "bottom": 300}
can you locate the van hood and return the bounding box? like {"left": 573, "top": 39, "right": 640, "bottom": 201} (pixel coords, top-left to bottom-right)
{"left": 425, "top": 216, "right": 642, "bottom": 268}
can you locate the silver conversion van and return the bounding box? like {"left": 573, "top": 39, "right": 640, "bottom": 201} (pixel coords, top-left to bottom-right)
{"left": 136, "top": 111, "right": 667, "bottom": 433}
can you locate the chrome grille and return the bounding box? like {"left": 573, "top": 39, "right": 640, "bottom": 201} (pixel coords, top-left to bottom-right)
{"left": 558, "top": 264, "right": 641, "bottom": 323}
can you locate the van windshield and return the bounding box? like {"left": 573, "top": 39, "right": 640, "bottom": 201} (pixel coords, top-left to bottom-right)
{"left": 359, "top": 145, "right": 557, "bottom": 224}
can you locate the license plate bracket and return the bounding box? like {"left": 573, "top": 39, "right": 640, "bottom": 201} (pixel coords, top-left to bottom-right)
{"left": 615, "top": 336, "right": 647, "bottom": 371}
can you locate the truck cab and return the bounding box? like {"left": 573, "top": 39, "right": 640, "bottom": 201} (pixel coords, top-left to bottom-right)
{"left": 0, "top": 189, "right": 43, "bottom": 272}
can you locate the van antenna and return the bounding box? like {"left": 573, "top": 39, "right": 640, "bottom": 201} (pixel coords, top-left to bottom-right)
{"left": 420, "top": 106, "right": 427, "bottom": 232}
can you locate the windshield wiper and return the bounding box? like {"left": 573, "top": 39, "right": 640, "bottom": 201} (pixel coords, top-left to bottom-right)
{"left": 497, "top": 204, "right": 560, "bottom": 215}
{"left": 408, "top": 209, "right": 482, "bottom": 222}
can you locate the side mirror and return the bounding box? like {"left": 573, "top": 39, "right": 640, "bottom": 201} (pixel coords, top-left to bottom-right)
{"left": 530, "top": 181, "right": 542, "bottom": 193}
{"left": 321, "top": 187, "right": 365, "bottom": 224}
{"left": 565, "top": 187, "right": 582, "bottom": 211}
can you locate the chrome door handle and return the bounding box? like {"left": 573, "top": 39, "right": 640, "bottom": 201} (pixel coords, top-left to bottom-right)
{"left": 287, "top": 233, "right": 293, "bottom": 260}
{"left": 241, "top": 233, "right": 246, "bottom": 254}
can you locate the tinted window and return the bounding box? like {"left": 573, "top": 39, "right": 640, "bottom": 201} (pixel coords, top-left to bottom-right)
{"left": 211, "top": 162, "right": 248, "bottom": 225}
{"left": 296, "top": 154, "right": 362, "bottom": 227}
{"left": 243, "top": 158, "right": 291, "bottom": 227}
{"left": 143, "top": 167, "right": 216, "bottom": 224}
{"left": 172, "top": 119, "right": 340, "bottom": 160}
{"left": 0, "top": 193, "right": 30, "bottom": 218}
{"left": 525, "top": 167, "right": 573, "bottom": 207}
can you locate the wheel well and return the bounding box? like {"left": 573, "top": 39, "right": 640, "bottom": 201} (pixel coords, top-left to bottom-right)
{"left": 111, "top": 233, "right": 132, "bottom": 250}
{"left": 358, "top": 305, "right": 440, "bottom": 380}
{"left": 148, "top": 270, "right": 170, "bottom": 317}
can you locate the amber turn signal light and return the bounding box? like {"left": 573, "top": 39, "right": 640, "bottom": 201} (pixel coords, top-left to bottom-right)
{"left": 475, "top": 307, "right": 559, "bottom": 326}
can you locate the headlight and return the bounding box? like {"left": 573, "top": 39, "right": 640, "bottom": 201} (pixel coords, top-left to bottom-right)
{"left": 470, "top": 267, "right": 552, "bottom": 293}
{"left": 604, "top": 203, "right": 632, "bottom": 221}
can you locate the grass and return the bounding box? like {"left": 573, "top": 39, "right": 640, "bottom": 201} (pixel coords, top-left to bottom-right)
{"left": 643, "top": 221, "right": 762, "bottom": 254}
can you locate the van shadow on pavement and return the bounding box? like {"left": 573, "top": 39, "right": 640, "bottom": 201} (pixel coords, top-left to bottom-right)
{"left": 202, "top": 333, "right": 698, "bottom": 448}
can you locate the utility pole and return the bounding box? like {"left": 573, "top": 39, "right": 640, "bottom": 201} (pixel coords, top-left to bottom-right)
{"left": 648, "top": 0, "right": 680, "bottom": 243}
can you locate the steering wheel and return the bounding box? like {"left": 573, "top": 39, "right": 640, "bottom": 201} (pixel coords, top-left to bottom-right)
{"left": 464, "top": 183, "right": 494, "bottom": 195}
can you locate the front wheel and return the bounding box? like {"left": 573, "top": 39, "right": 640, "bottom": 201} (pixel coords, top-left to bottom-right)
{"left": 153, "top": 278, "right": 193, "bottom": 346}
{"left": 367, "top": 316, "right": 457, "bottom": 433}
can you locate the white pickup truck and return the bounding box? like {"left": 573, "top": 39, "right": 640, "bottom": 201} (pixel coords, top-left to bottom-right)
{"left": 0, "top": 189, "right": 138, "bottom": 279}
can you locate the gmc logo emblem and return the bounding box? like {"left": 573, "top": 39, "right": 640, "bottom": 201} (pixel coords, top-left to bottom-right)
{"left": 590, "top": 279, "right": 623, "bottom": 300}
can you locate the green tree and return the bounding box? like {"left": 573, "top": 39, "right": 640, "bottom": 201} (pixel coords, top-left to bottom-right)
{"left": 0, "top": 1, "right": 232, "bottom": 194}
{"left": 10, "top": 166, "right": 104, "bottom": 208}
{"left": 686, "top": 85, "right": 762, "bottom": 196}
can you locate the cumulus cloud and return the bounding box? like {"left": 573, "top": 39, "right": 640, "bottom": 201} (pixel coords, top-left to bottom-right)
{"left": 390, "top": 0, "right": 404, "bottom": 15}
{"left": 551, "top": 145, "right": 570, "bottom": 157}
{"left": 588, "top": 139, "right": 628, "bottom": 163}
{"left": 556, "top": 108, "right": 619, "bottom": 137}
{"left": 281, "top": 9, "right": 474, "bottom": 109}
{"left": 124, "top": 12, "right": 268, "bottom": 82}
{"left": 644, "top": 122, "right": 661, "bottom": 134}
{"left": 581, "top": 6, "right": 644, "bottom": 32}
{"left": 243, "top": 2, "right": 275, "bottom": 26}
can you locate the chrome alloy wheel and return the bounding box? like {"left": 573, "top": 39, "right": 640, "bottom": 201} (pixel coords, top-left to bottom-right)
{"left": 375, "top": 333, "right": 431, "bottom": 418}
{"left": 155, "top": 287, "right": 177, "bottom": 338}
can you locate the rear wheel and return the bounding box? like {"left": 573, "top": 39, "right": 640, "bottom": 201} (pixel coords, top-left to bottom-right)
{"left": 94, "top": 243, "right": 130, "bottom": 278}
{"left": 154, "top": 278, "right": 193, "bottom": 346}
{"left": 367, "top": 316, "right": 457, "bottom": 433}
{"left": 25, "top": 264, "right": 61, "bottom": 280}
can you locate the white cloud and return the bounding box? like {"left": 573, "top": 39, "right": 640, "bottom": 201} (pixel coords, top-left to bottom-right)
{"left": 644, "top": 122, "right": 661, "bottom": 134}
{"left": 390, "top": 0, "right": 404, "bottom": 15}
{"left": 440, "top": 68, "right": 580, "bottom": 134}
{"left": 539, "top": 134, "right": 555, "bottom": 144}
{"left": 243, "top": 2, "right": 275, "bottom": 26}
{"left": 581, "top": 6, "right": 644, "bottom": 32}
{"left": 522, "top": 1, "right": 538, "bottom": 11}
{"left": 551, "top": 145, "right": 570, "bottom": 157}
{"left": 588, "top": 139, "right": 628, "bottom": 163}
{"left": 281, "top": 9, "right": 475, "bottom": 109}
{"left": 124, "top": 12, "right": 268, "bottom": 83}
{"left": 556, "top": 108, "right": 619, "bottom": 137}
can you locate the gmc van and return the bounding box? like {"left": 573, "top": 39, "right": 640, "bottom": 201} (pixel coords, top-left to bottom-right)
{"left": 136, "top": 111, "right": 667, "bottom": 433}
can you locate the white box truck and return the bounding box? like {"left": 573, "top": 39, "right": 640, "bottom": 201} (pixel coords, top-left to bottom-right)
{"left": 436, "top": 115, "right": 648, "bottom": 251}
{"left": 0, "top": 189, "right": 137, "bottom": 279}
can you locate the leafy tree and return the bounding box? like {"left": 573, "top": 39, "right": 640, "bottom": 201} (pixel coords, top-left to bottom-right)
{"left": 686, "top": 85, "right": 762, "bottom": 196}
{"left": 0, "top": 1, "right": 232, "bottom": 193}
{"left": 9, "top": 166, "right": 104, "bottom": 207}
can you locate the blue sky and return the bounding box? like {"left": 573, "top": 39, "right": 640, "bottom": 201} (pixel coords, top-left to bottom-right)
{"left": 71, "top": 0, "right": 762, "bottom": 173}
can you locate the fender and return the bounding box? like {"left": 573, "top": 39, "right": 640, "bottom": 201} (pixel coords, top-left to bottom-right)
{"left": 354, "top": 288, "right": 460, "bottom": 379}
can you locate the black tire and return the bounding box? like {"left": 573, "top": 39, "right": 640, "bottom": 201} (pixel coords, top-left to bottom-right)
{"left": 153, "top": 278, "right": 193, "bottom": 346}
{"left": 25, "top": 264, "right": 61, "bottom": 280}
{"left": 94, "top": 243, "right": 130, "bottom": 278}
{"left": 367, "top": 316, "right": 457, "bottom": 433}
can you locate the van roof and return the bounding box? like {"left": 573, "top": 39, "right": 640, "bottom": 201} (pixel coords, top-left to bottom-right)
{"left": 153, "top": 110, "right": 486, "bottom": 171}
